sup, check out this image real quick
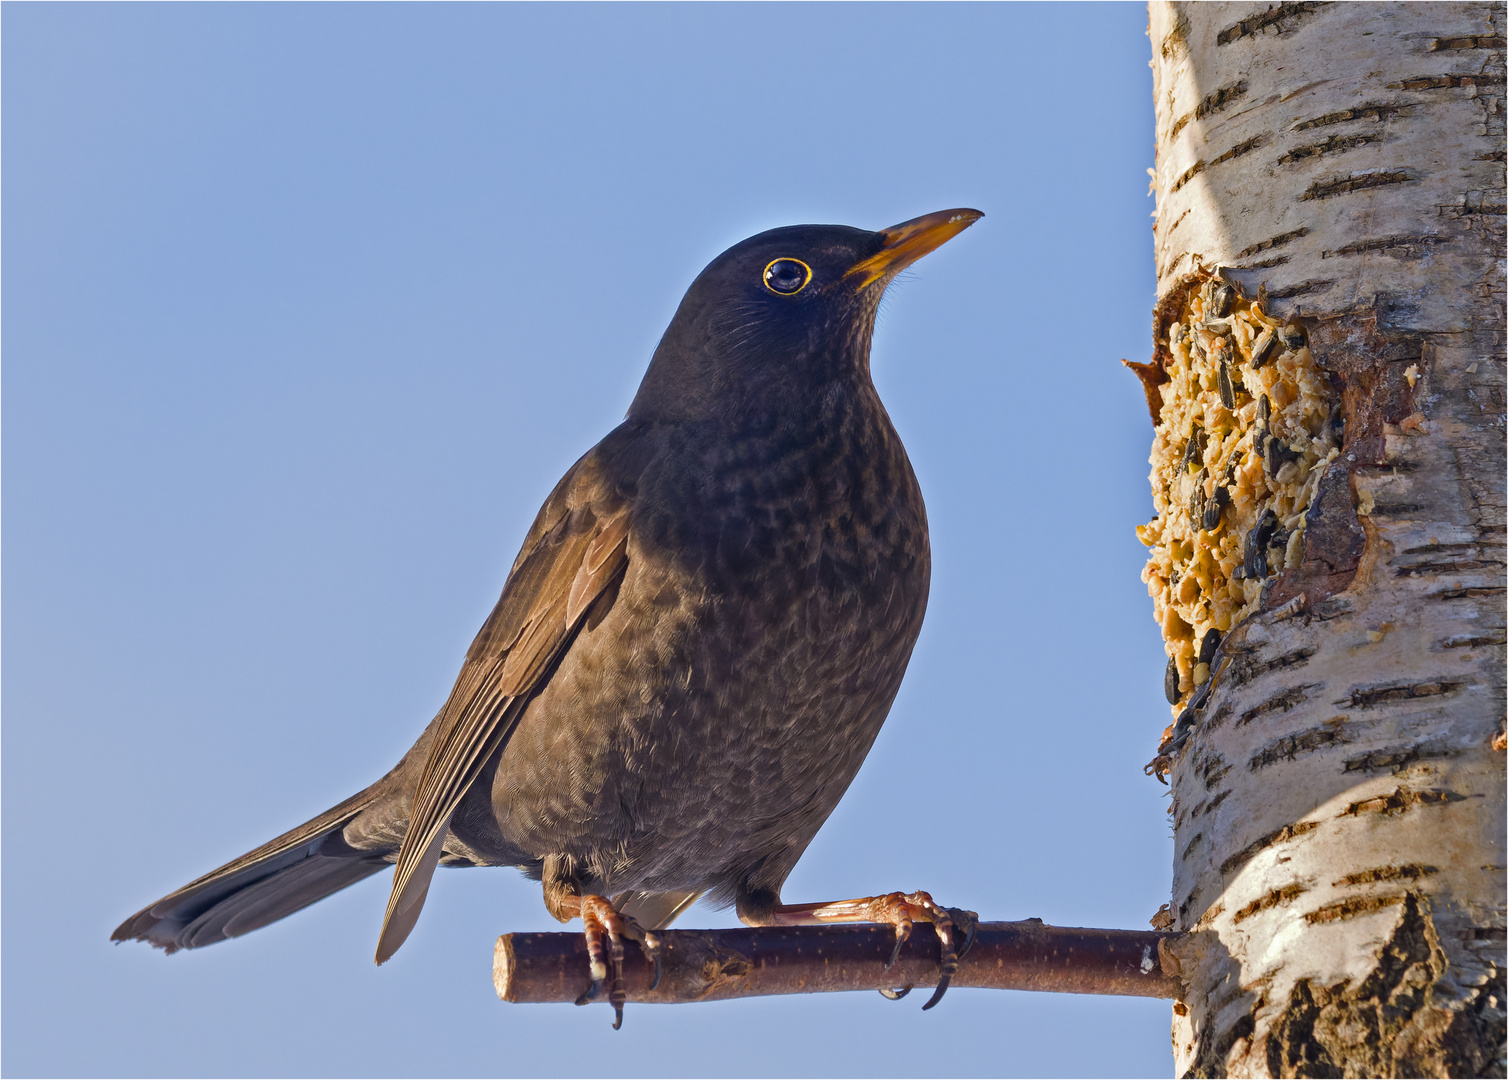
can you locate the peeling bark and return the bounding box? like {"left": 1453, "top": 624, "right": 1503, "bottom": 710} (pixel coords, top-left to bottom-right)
{"left": 1147, "top": 3, "right": 1506, "bottom": 1076}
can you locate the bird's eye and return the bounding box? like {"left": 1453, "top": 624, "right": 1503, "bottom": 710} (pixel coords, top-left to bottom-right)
{"left": 763, "top": 258, "right": 812, "bottom": 295}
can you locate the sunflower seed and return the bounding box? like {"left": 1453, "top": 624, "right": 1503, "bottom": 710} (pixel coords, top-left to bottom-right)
{"left": 1180, "top": 426, "right": 1205, "bottom": 471}
{"left": 1211, "top": 284, "right": 1235, "bottom": 318}
{"left": 1189, "top": 481, "right": 1207, "bottom": 528}
{"left": 1198, "top": 629, "right": 1222, "bottom": 665}
{"left": 1265, "top": 436, "right": 1297, "bottom": 479}
{"left": 1251, "top": 330, "right": 1279, "bottom": 370}
{"left": 1203, "top": 486, "right": 1230, "bottom": 531}
{"left": 1244, "top": 509, "right": 1279, "bottom": 578}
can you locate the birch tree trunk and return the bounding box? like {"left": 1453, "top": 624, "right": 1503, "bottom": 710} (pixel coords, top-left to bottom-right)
{"left": 1141, "top": 3, "right": 1507, "bottom": 1075}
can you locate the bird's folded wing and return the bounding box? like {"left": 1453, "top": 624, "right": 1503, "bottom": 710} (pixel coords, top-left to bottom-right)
{"left": 374, "top": 486, "right": 631, "bottom": 964}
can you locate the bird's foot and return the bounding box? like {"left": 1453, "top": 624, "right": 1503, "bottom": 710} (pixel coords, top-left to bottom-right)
{"left": 569, "top": 894, "right": 660, "bottom": 1029}
{"left": 768, "top": 891, "right": 977, "bottom": 1010}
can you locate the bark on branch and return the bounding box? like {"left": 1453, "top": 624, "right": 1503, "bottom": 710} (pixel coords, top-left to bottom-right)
{"left": 494, "top": 920, "right": 1184, "bottom": 1005}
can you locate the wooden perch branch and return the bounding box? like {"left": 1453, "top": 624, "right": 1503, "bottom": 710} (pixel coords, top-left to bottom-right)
{"left": 494, "top": 920, "right": 1185, "bottom": 1005}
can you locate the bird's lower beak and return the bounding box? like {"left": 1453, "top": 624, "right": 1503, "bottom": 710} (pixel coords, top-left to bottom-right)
{"left": 846, "top": 208, "right": 984, "bottom": 290}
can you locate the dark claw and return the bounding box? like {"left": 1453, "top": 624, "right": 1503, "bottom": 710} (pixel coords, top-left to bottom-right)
{"left": 947, "top": 907, "right": 980, "bottom": 960}
{"left": 879, "top": 985, "right": 913, "bottom": 1000}
{"left": 917, "top": 910, "right": 962, "bottom": 1011}
{"left": 885, "top": 921, "right": 912, "bottom": 969}
{"left": 921, "top": 979, "right": 952, "bottom": 1011}
{"left": 573, "top": 973, "right": 622, "bottom": 1029}
{"left": 921, "top": 940, "right": 955, "bottom": 1011}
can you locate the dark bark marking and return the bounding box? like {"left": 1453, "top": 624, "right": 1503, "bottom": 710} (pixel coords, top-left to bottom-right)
{"left": 1301, "top": 170, "right": 1419, "bottom": 201}
{"left": 1250, "top": 725, "right": 1348, "bottom": 770}
{"left": 1262, "top": 310, "right": 1419, "bottom": 611}
{"left": 1403, "top": 540, "right": 1506, "bottom": 556}
{"left": 1308, "top": 596, "right": 1353, "bottom": 621}
{"left": 1369, "top": 501, "right": 1424, "bottom": 516}
{"left": 1229, "top": 648, "right": 1317, "bottom": 688}
{"left": 1398, "top": 557, "right": 1502, "bottom": 576}
{"left": 1305, "top": 892, "right": 1407, "bottom": 925}
{"left": 1171, "top": 81, "right": 1251, "bottom": 140}
{"left": 1307, "top": 311, "right": 1421, "bottom": 466}
{"left": 1172, "top": 162, "right": 1206, "bottom": 194}
{"left": 1343, "top": 786, "right": 1466, "bottom": 816}
{"left": 1220, "top": 819, "right": 1320, "bottom": 876}
{"left": 1238, "top": 684, "right": 1316, "bottom": 726}
{"left": 1278, "top": 132, "right": 1383, "bottom": 165}
{"left": 1297, "top": 470, "right": 1367, "bottom": 573}
{"left": 1432, "top": 585, "right": 1506, "bottom": 600}
{"left": 1323, "top": 234, "right": 1454, "bottom": 259}
{"left": 1266, "top": 978, "right": 1344, "bottom": 1079}
{"left": 1237, "top": 228, "right": 1310, "bottom": 259}
{"left": 1266, "top": 278, "right": 1335, "bottom": 300}
{"left": 1160, "top": 8, "right": 1192, "bottom": 61}
{"left": 1440, "top": 632, "right": 1507, "bottom": 648}
{"left": 1264, "top": 894, "right": 1504, "bottom": 1077}
{"left": 1234, "top": 882, "right": 1309, "bottom": 923}
{"left": 1198, "top": 749, "right": 1233, "bottom": 791}
{"left": 1343, "top": 742, "right": 1453, "bottom": 775}
{"left": 1453, "top": 190, "right": 1508, "bottom": 216}
{"left": 1430, "top": 34, "right": 1507, "bottom": 50}
{"left": 1241, "top": 255, "right": 1292, "bottom": 270}
{"left": 1188, "top": 788, "right": 1236, "bottom": 826}
{"left": 1293, "top": 101, "right": 1412, "bottom": 131}
{"left": 1181, "top": 831, "right": 1206, "bottom": 863}
{"left": 1217, "top": 2, "right": 1329, "bottom": 46}
{"left": 1341, "top": 681, "right": 1463, "bottom": 708}
{"left": 1185, "top": 1008, "right": 1255, "bottom": 1079}
{"left": 1333, "top": 864, "right": 1439, "bottom": 887}
{"left": 1172, "top": 136, "right": 1269, "bottom": 193}
{"left": 1391, "top": 72, "right": 1507, "bottom": 91}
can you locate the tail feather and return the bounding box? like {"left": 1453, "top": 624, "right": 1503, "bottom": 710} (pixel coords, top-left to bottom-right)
{"left": 113, "top": 786, "right": 393, "bottom": 953}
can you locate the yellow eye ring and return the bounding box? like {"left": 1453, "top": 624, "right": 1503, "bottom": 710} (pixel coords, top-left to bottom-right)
{"left": 763, "top": 258, "right": 812, "bottom": 295}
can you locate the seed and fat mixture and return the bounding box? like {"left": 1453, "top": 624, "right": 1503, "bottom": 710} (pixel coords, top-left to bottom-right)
{"left": 1139, "top": 280, "right": 1341, "bottom": 716}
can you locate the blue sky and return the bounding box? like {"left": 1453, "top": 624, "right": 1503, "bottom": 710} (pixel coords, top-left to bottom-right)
{"left": 3, "top": 4, "right": 1174, "bottom": 1076}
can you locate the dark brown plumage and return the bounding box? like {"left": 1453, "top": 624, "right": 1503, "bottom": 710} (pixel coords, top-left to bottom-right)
{"left": 114, "top": 208, "right": 983, "bottom": 1024}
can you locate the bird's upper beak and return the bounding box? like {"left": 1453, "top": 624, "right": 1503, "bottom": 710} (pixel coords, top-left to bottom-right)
{"left": 846, "top": 208, "right": 984, "bottom": 290}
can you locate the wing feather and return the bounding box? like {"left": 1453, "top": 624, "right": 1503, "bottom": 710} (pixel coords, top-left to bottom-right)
{"left": 374, "top": 491, "right": 631, "bottom": 964}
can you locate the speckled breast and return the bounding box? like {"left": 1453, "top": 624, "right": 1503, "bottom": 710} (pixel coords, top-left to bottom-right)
{"left": 489, "top": 389, "right": 930, "bottom": 896}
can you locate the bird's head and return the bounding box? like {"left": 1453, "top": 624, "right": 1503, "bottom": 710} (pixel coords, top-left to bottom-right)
{"left": 628, "top": 209, "right": 982, "bottom": 424}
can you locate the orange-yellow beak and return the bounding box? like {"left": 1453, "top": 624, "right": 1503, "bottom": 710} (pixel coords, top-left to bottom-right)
{"left": 846, "top": 208, "right": 984, "bottom": 290}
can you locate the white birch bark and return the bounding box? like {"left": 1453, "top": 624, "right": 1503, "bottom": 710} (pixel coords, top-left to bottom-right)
{"left": 1145, "top": 3, "right": 1506, "bottom": 1075}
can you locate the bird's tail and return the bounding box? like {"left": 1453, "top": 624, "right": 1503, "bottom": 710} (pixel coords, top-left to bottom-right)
{"left": 112, "top": 785, "right": 393, "bottom": 953}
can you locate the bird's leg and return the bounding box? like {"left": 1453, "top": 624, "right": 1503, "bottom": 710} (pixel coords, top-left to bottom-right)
{"left": 542, "top": 876, "right": 659, "bottom": 1029}
{"left": 748, "top": 891, "right": 978, "bottom": 1010}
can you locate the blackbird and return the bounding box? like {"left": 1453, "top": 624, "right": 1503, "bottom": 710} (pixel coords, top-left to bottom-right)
{"left": 114, "top": 208, "right": 984, "bottom": 1026}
